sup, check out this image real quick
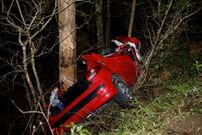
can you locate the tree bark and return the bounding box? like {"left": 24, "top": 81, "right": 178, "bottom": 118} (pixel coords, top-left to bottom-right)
{"left": 58, "top": 0, "right": 76, "bottom": 91}
{"left": 95, "top": 0, "right": 104, "bottom": 48}
{"left": 103, "top": 0, "right": 110, "bottom": 47}
{"left": 128, "top": 0, "right": 137, "bottom": 37}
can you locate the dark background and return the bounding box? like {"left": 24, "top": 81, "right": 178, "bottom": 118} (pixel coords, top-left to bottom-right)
{"left": 0, "top": 0, "right": 201, "bottom": 134}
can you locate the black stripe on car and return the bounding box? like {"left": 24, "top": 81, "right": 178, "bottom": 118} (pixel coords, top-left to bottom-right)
{"left": 52, "top": 83, "right": 104, "bottom": 128}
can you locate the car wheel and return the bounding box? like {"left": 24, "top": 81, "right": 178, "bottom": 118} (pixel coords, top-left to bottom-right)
{"left": 112, "top": 74, "right": 134, "bottom": 108}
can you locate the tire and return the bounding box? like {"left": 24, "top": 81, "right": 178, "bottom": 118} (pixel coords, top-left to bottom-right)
{"left": 112, "top": 74, "right": 134, "bottom": 108}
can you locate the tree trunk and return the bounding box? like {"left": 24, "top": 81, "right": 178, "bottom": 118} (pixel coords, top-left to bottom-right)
{"left": 128, "top": 0, "right": 137, "bottom": 37}
{"left": 58, "top": 0, "right": 76, "bottom": 91}
{"left": 95, "top": 0, "right": 104, "bottom": 48}
{"left": 103, "top": 0, "right": 110, "bottom": 47}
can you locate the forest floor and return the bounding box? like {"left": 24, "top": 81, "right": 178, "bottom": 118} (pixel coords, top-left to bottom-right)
{"left": 167, "top": 114, "right": 202, "bottom": 135}
{"left": 70, "top": 41, "right": 202, "bottom": 135}
{"left": 84, "top": 78, "right": 202, "bottom": 135}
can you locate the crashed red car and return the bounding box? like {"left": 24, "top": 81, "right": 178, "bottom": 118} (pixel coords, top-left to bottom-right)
{"left": 48, "top": 36, "right": 142, "bottom": 133}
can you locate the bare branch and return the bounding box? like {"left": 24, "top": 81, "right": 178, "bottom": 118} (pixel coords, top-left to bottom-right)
{"left": 30, "top": 0, "right": 57, "bottom": 40}
{"left": 15, "top": 0, "right": 26, "bottom": 26}
{"left": 155, "top": 0, "right": 174, "bottom": 46}
{"left": 11, "top": 100, "right": 53, "bottom": 135}
{"left": 174, "top": 7, "right": 202, "bottom": 31}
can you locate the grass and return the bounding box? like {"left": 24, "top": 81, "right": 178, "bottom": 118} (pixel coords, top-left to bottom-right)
{"left": 70, "top": 79, "right": 201, "bottom": 135}
{"left": 70, "top": 44, "right": 202, "bottom": 135}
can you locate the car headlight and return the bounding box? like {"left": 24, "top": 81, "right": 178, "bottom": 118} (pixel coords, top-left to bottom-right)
{"left": 87, "top": 66, "right": 101, "bottom": 81}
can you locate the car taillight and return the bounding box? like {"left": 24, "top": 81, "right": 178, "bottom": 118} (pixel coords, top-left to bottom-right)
{"left": 87, "top": 66, "right": 100, "bottom": 81}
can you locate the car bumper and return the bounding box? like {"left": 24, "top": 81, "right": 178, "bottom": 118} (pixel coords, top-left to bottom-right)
{"left": 50, "top": 72, "right": 117, "bottom": 129}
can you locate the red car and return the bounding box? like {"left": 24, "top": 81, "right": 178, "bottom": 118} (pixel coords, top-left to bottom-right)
{"left": 48, "top": 36, "right": 142, "bottom": 133}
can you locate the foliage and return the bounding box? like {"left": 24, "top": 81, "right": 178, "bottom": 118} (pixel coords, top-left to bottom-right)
{"left": 77, "top": 36, "right": 202, "bottom": 134}
{"left": 193, "top": 60, "right": 202, "bottom": 75}
{"left": 70, "top": 124, "right": 92, "bottom": 135}
{"left": 133, "top": 0, "right": 202, "bottom": 90}
{"left": 82, "top": 77, "right": 201, "bottom": 135}
{"left": 0, "top": 0, "right": 201, "bottom": 134}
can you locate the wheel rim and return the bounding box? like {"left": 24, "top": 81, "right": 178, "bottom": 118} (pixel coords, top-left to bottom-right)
{"left": 113, "top": 75, "right": 133, "bottom": 100}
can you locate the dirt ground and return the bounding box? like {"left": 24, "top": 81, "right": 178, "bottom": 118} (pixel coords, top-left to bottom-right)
{"left": 166, "top": 114, "right": 202, "bottom": 135}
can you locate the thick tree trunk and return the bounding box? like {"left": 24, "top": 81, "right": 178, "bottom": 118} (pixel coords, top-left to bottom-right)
{"left": 58, "top": 0, "right": 76, "bottom": 91}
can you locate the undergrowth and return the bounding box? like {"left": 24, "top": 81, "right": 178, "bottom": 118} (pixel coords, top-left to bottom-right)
{"left": 69, "top": 78, "right": 201, "bottom": 135}
{"left": 70, "top": 43, "right": 202, "bottom": 135}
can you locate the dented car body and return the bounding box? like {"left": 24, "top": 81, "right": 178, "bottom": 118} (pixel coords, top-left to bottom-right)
{"left": 48, "top": 36, "right": 142, "bottom": 133}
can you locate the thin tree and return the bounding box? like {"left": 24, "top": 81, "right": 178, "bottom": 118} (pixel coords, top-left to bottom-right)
{"left": 0, "top": 0, "right": 57, "bottom": 134}
{"left": 128, "top": 0, "right": 137, "bottom": 37}
{"left": 134, "top": 0, "right": 202, "bottom": 90}
{"left": 103, "top": 0, "right": 111, "bottom": 47}
{"left": 95, "top": 0, "right": 104, "bottom": 48}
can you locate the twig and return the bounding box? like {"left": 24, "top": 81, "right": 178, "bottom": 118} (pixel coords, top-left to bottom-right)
{"left": 11, "top": 100, "right": 53, "bottom": 135}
